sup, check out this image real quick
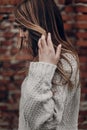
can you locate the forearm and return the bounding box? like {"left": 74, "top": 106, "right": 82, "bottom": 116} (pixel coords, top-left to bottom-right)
{"left": 20, "top": 62, "right": 67, "bottom": 130}
{"left": 21, "top": 62, "right": 58, "bottom": 130}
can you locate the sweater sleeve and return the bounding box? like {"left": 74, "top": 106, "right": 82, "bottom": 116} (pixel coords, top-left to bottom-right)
{"left": 19, "top": 61, "right": 67, "bottom": 130}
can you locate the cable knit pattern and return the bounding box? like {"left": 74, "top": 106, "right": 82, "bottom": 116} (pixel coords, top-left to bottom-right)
{"left": 18, "top": 53, "right": 81, "bottom": 130}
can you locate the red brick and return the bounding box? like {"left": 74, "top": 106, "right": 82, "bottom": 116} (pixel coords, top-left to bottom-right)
{"left": 2, "top": 70, "right": 14, "bottom": 77}
{"left": 76, "top": 32, "right": 87, "bottom": 39}
{"left": 79, "top": 48, "right": 87, "bottom": 55}
{"left": 79, "top": 124, "right": 87, "bottom": 129}
{"left": 0, "top": 86, "right": 6, "bottom": 91}
{"left": 0, "top": 0, "right": 21, "bottom": 5}
{"left": 81, "top": 80, "right": 87, "bottom": 88}
{"left": 81, "top": 71, "right": 87, "bottom": 78}
{"left": 79, "top": 56, "right": 87, "bottom": 63}
{"left": 0, "top": 7, "right": 14, "bottom": 13}
{"left": 58, "top": 0, "right": 65, "bottom": 4}
{"left": 64, "top": 23, "right": 73, "bottom": 31}
{"left": 4, "top": 32, "right": 15, "bottom": 39}
{"left": 0, "top": 79, "right": 9, "bottom": 85}
{"left": 7, "top": 84, "right": 16, "bottom": 91}
{"left": 0, "top": 55, "right": 12, "bottom": 61}
{"left": 80, "top": 65, "right": 87, "bottom": 73}
{"left": 74, "top": 14, "right": 87, "bottom": 21}
{"left": 75, "top": 5, "right": 87, "bottom": 13}
{"left": 0, "top": 105, "right": 8, "bottom": 110}
{"left": 62, "top": 14, "right": 73, "bottom": 21}
{"left": 0, "top": 15, "right": 3, "bottom": 20}
{"left": 79, "top": 110, "right": 87, "bottom": 115}
{"left": 14, "top": 79, "right": 23, "bottom": 86}
{"left": 65, "top": 6, "right": 73, "bottom": 12}
{"left": 78, "top": 116, "right": 85, "bottom": 124}
{"left": 10, "top": 62, "right": 25, "bottom": 70}
{"left": 77, "top": 40, "right": 87, "bottom": 47}
{"left": 3, "top": 62, "right": 11, "bottom": 69}
{"left": 81, "top": 87, "right": 87, "bottom": 94}
{"left": 0, "top": 48, "right": 7, "bottom": 54}
{"left": 1, "top": 41, "right": 12, "bottom": 45}
{"left": 9, "top": 15, "right": 15, "bottom": 22}
{"left": 80, "top": 93, "right": 86, "bottom": 101}
{"left": 75, "top": 23, "right": 87, "bottom": 29}
{"left": 0, "top": 55, "right": 30, "bottom": 62}
{"left": 75, "top": 0, "right": 87, "bottom": 3}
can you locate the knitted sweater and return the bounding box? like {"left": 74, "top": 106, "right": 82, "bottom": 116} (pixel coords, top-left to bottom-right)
{"left": 18, "top": 53, "right": 81, "bottom": 130}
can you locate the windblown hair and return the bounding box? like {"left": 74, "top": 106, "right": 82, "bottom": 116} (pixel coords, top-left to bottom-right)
{"left": 14, "top": 0, "right": 80, "bottom": 89}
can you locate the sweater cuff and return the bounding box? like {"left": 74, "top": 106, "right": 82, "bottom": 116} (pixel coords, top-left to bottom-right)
{"left": 28, "top": 62, "right": 57, "bottom": 81}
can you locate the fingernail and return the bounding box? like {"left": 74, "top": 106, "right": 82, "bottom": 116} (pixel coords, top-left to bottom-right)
{"left": 59, "top": 44, "right": 62, "bottom": 47}
{"left": 48, "top": 32, "right": 51, "bottom": 40}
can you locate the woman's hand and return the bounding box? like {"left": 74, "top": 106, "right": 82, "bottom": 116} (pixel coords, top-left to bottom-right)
{"left": 38, "top": 33, "right": 62, "bottom": 65}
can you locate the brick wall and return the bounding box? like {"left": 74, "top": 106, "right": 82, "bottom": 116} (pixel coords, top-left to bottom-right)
{"left": 0, "top": 0, "right": 87, "bottom": 130}
{"left": 74, "top": 1, "right": 87, "bottom": 130}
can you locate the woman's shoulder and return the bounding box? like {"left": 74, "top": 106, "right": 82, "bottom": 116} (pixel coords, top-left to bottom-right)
{"left": 60, "top": 52, "right": 78, "bottom": 73}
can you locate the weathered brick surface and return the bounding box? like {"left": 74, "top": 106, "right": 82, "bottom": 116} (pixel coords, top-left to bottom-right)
{"left": 0, "top": 0, "right": 87, "bottom": 130}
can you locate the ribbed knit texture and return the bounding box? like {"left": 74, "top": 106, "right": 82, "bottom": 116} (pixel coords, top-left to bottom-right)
{"left": 18, "top": 53, "right": 81, "bottom": 130}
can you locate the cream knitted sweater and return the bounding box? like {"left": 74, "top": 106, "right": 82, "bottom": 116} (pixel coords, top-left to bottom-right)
{"left": 18, "top": 53, "right": 81, "bottom": 130}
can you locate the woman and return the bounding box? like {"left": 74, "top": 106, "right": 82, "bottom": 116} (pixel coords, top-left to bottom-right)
{"left": 14, "top": 0, "right": 81, "bottom": 130}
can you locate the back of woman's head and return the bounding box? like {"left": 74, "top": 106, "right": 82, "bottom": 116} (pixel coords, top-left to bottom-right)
{"left": 15, "top": 0, "right": 74, "bottom": 55}
{"left": 14, "top": 0, "right": 79, "bottom": 89}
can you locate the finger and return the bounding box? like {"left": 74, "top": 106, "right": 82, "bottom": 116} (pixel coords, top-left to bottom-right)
{"left": 47, "top": 33, "right": 54, "bottom": 48}
{"left": 38, "top": 39, "right": 42, "bottom": 52}
{"left": 55, "top": 44, "right": 62, "bottom": 59}
{"left": 41, "top": 35, "right": 47, "bottom": 48}
{"left": 38, "top": 48, "right": 41, "bottom": 58}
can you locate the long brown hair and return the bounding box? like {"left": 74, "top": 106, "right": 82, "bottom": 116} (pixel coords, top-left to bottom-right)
{"left": 14, "top": 0, "right": 80, "bottom": 89}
